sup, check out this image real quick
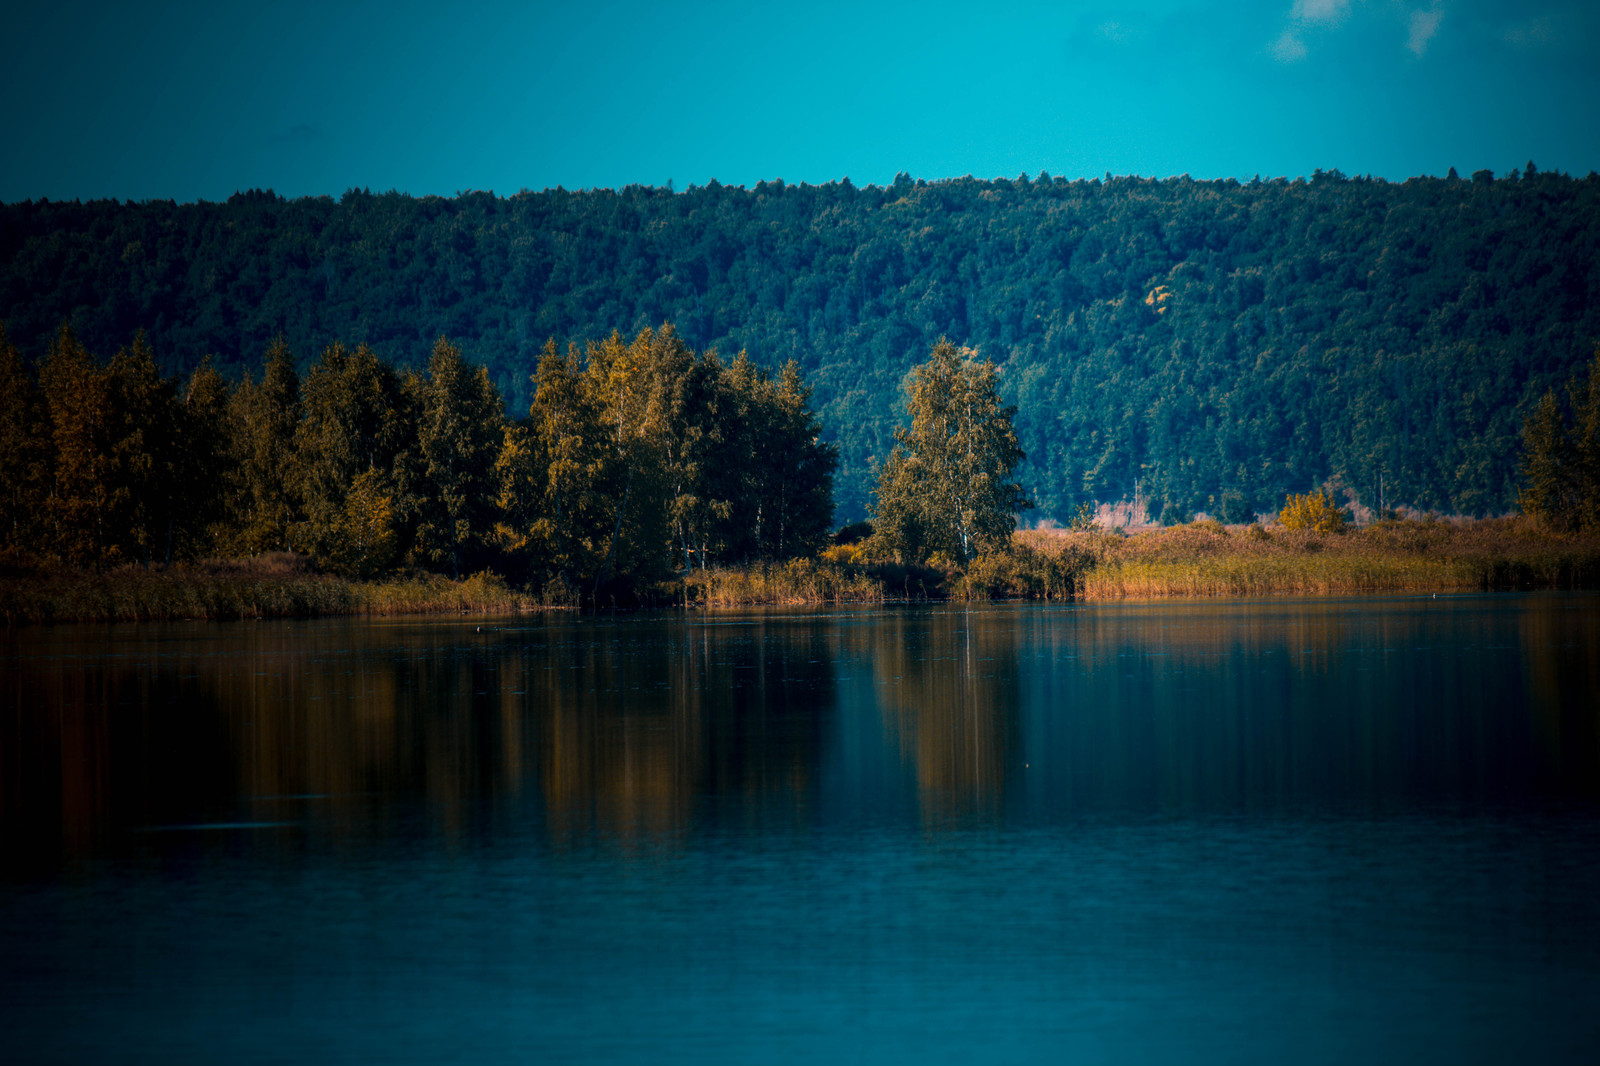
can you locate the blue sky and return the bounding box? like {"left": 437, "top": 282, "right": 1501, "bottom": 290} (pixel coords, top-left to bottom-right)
{"left": 2, "top": 0, "right": 1596, "bottom": 202}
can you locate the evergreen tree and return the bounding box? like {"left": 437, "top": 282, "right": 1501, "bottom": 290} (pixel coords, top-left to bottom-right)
{"left": 0, "top": 323, "right": 49, "bottom": 554}
{"left": 872, "top": 339, "right": 1030, "bottom": 563}
{"left": 1571, "top": 352, "right": 1600, "bottom": 532}
{"left": 39, "top": 325, "right": 114, "bottom": 567}
{"left": 293, "top": 341, "right": 413, "bottom": 576}
{"left": 232, "top": 337, "right": 302, "bottom": 554}
{"left": 1519, "top": 389, "right": 1577, "bottom": 529}
{"left": 415, "top": 336, "right": 505, "bottom": 577}
{"left": 105, "top": 332, "right": 180, "bottom": 565}
{"left": 177, "top": 357, "right": 237, "bottom": 558}
{"left": 759, "top": 360, "right": 838, "bottom": 558}
{"left": 583, "top": 326, "right": 682, "bottom": 595}
{"left": 1520, "top": 350, "right": 1600, "bottom": 532}
{"left": 512, "top": 339, "right": 609, "bottom": 587}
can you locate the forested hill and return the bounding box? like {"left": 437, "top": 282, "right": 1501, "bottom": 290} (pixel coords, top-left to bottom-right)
{"left": 4, "top": 167, "right": 1598, "bottom": 522}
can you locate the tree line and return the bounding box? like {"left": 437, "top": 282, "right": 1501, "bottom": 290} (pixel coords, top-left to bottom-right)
{"left": 0, "top": 322, "right": 836, "bottom": 598}
{"left": 4, "top": 167, "right": 1597, "bottom": 523}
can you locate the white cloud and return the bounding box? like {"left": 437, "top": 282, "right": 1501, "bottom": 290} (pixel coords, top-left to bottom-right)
{"left": 1270, "top": 28, "right": 1309, "bottom": 62}
{"left": 1407, "top": 5, "right": 1442, "bottom": 56}
{"left": 1292, "top": 0, "right": 1351, "bottom": 26}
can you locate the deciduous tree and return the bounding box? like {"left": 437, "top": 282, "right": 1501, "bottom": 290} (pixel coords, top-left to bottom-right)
{"left": 871, "top": 339, "right": 1030, "bottom": 563}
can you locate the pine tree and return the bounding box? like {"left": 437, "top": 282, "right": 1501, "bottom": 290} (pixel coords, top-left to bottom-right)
{"left": 583, "top": 327, "right": 682, "bottom": 595}
{"left": 105, "top": 332, "right": 180, "bottom": 565}
{"left": 1571, "top": 352, "right": 1600, "bottom": 532}
{"left": 415, "top": 336, "right": 505, "bottom": 577}
{"left": 293, "top": 341, "right": 413, "bottom": 576}
{"left": 0, "top": 323, "right": 50, "bottom": 554}
{"left": 232, "top": 337, "right": 302, "bottom": 554}
{"left": 39, "top": 325, "right": 115, "bottom": 567}
{"left": 177, "top": 357, "right": 237, "bottom": 559}
{"left": 1519, "top": 389, "right": 1576, "bottom": 530}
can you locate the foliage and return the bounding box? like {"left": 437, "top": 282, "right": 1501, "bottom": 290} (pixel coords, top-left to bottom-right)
{"left": 0, "top": 323, "right": 49, "bottom": 552}
{"left": 1519, "top": 352, "right": 1600, "bottom": 532}
{"left": 0, "top": 322, "right": 836, "bottom": 601}
{"left": 1278, "top": 489, "right": 1348, "bottom": 533}
{"left": 291, "top": 340, "right": 414, "bottom": 575}
{"left": 4, "top": 170, "right": 1598, "bottom": 521}
{"left": 230, "top": 337, "right": 301, "bottom": 554}
{"left": 415, "top": 335, "right": 505, "bottom": 576}
{"left": 872, "top": 339, "right": 1030, "bottom": 563}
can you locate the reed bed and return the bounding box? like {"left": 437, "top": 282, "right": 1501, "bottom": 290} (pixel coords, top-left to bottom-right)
{"left": 1019, "top": 517, "right": 1600, "bottom": 600}
{"left": 683, "top": 559, "right": 885, "bottom": 607}
{"left": 0, "top": 554, "right": 533, "bottom": 624}
{"left": 9, "top": 517, "right": 1598, "bottom": 624}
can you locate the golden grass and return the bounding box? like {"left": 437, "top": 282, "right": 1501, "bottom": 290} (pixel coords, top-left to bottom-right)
{"left": 1017, "top": 516, "right": 1600, "bottom": 600}
{"left": 682, "top": 559, "right": 885, "bottom": 607}
{"left": 0, "top": 554, "right": 534, "bottom": 625}
{"left": 8, "top": 516, "right": 1598, "bottom": 623}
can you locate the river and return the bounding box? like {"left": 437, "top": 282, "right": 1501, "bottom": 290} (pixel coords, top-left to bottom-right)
{"left": 3, "top": 594, "right": 1598, "bottom": 1062}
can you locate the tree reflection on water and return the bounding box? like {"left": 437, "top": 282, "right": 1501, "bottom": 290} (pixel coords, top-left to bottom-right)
{"left": 3, "top": 595, "right": 1598, "bottom": 870}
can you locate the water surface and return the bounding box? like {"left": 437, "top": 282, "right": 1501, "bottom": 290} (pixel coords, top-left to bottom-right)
{"left": 3, "top": 595, "right": 1598, "bottom": 1063}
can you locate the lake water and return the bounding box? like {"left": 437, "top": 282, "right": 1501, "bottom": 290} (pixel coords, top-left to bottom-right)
{"left": 3, "top": 594, "right": 1598, "bottom": 1063}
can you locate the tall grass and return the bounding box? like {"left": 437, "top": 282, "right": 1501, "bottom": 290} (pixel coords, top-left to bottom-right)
{"left": 682, "top": 559, "right": 884, "bottom": 607}
{"left": 9, "top": 517, "right": 1598, "bottom": 623}
{"left": 1017, "top": 516, "right": 1600, "bottom": 599}
{"left": 0, "top": 554, "right": 534, "bottom": 625}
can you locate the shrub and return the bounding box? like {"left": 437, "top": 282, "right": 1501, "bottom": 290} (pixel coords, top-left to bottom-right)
{"left": 1279, "top": 490, "right": 1347, "bottom": 533}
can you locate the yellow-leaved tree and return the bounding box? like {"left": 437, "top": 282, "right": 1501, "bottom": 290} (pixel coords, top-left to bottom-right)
{"left": 1278, "top": 489, "right": 1347, "bottom": 533}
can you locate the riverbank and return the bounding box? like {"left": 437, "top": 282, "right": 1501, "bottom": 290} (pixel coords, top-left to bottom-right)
{"left": 1022, "top": 517, "right": 1600, "bottom": 599}
{"left": 0, "top": 554, "right": 534, "bottom": 625}
{"left": 6, "top": 518, "right": 1600, "bottom": 624}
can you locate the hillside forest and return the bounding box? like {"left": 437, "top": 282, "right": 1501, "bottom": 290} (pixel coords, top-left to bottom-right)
{"left": 3, "top": 166, "right": 1599, "bottom": 523}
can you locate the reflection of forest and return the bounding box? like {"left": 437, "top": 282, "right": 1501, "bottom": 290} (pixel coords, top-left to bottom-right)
{"left": 0, "top": 616, "right": 837, "bottom": 862}
{"left": 4, "top": 600, "right": 1598, "bottom": 865}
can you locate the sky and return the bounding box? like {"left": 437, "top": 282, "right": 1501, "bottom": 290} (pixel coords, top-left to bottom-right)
{"left": 2, "top": 0, "right": 1597, "bottom": 202}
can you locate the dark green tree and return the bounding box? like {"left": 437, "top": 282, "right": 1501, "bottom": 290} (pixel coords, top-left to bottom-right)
{"left": 415, "top": 336, "right": 505, "bottom": 577}
{"left": 1519, "top": 390, "right": 1578, "bottom": 529}
{"left": 293, "top": 341, "right": 414, "bottom": 576}
{"left": 176, "top": 357, "right": 237, "bottom": 559}
{"left": 232, "top": 337, "right": 302, "bottom": 554}
{"left": 509, "top": 339, "right": 609, "bottom": 588}
{"left": 105, "top": 332, "right": 181, "bottom": 565}
{"left": 39, "top": 325, "right": 115, "bottom": 567}
{"left": 0, "top": 323, "right": 49, "bottom": 554}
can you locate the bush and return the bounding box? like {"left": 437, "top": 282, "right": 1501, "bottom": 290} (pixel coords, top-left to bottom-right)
{"left": 1279, "top": 490, "right": 1347, "bottom": 533}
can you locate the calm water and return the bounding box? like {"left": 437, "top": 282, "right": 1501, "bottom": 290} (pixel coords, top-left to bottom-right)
{"left": 3, "top": 594, "right": 1598, "bottom": 1063}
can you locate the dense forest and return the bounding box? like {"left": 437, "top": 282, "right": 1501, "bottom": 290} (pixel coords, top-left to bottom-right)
{"left": 4, "top": 165, "right": 1598, "bottom": 521}
{"left": 0, "top": 323, "right": 836, "bottom": 598}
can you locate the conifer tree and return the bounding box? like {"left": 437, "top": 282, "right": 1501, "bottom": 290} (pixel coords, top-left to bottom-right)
{"left": 512, "top": 339, "right": 608, "bottom": 587}
{"left": 178, "top": 357, "right": 237, "bottom": 558}
{"left": 294, "top": 341, "right": 413, "bottom": 576}
{"left": 1520, "top": 350, "right": 1600, "bottom": 532}
{"left": 105, "top": 332, "right": 180, "bottom": 565}
{"left": 232, "top": 337, "right": 302, "bottom": 554}
{"left": 584, "top": 326, "right": 682, "bottom": 594}
{"left": 1519, "top": 389, "right": 1577, "bottom": 530}
{"left": 415, "top": 336, "right": 504, "bottom": 577}
{"left": 0, "top": 323, "right": 49, "bottom": 554}
{"left": 39, "top": 325, "right": 114, "bottom": 567}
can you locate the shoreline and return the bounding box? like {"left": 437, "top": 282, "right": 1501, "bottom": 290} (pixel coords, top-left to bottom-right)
{"left": 8, "top": 520, "right": 1600, "bottom": 625}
